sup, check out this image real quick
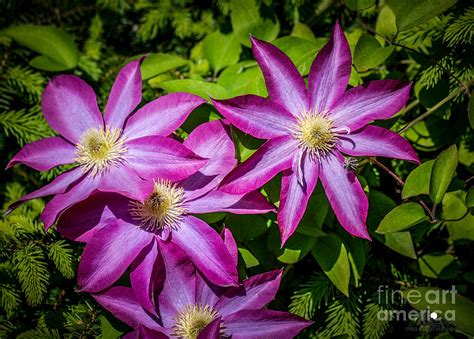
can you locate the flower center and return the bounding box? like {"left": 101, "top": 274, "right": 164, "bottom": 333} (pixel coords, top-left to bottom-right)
{"left": 172, "top": 304, "right": 219, "bottom": 339}
{"left": 75, "top": 126, "right": 127, "bottom": 176}
{"left": 130, "top": 179, "right": 187, "bottom": 232}
{"left": 293, "top": 112, "right": 337, "bottom": 157}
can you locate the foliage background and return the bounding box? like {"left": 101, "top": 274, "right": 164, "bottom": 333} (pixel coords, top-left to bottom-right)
{"left": 0, "top": 0, "right": 472, "bottom": 337}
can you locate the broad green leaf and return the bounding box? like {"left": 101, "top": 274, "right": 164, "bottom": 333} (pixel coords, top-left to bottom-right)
{"left": 376, "top": 202, "right": 427, "bottom": 234}
{"left": 387, "top": 0, "right": 457, "bottom": 31}
{"left": 312, "top": 234, "right": 351, "bottom": 296}
{"left": 276, "top": 232, "right": 317, "bottom": 264}
{"left": 353, "top": 34, "right": 394, "bottom": 71}
{"left": 218, "top": 64, "right": 267, "bottom": 97}
{"left": 158, "top": 79, "right": 228, "bottom": 101}
{"left": 458, "top": 137, "right": 474, "bottom": 169}
{"left": 443, "top": 190, "right": 474, "bottom": 242}
{"left": 404, "top": 287, "right": 474, "bottom": 336}
{"left": 430, "top": 145, "right": 458, "bottom": 204}
{"left": 238, "top": 247, "right": 259, "bottom": 268}
{"left": 402, "top": 160, "right": 434, "bottom": 199}
{"left": 469, "top": 95, "right": 474, "bottom": 129}
{"left": 232, "top": 128, "right": 264, "bottom": 162}
{"left": 344, "top": 0, "right": 375, "bottom": 11}
{"left": 230, "top": 0, "right": 280, "bottom": 47}
{"left": 196, "top": 212, "right": 226, "bottom": 224}
{"left": 466, "top": 187, "right": 474, "bottom": 209}
{"left": 203, "top": 31, "right": 242, "bottom": 74}
{"left": 382, "top": 232, "right": 417, "bottom": 259}
{"left": 403, "top": 120, "right": 444, "bottom": 152}
{"left": 140, "top": 53, "right": 188, "bottom": 80}
{"left": 100, "top": 315, "right": 127, "bottom": 338}
{"left": 376, "top": 5, "right": 397, "bottom": 38}
{"left": 226, "top": 214, "right": 270, "bottom": 241}
{"left": 339, "top": 233, "right": 368, "bottom": 287}
{"left": 291, "top": 22, "right": 316, "bottom": 41}
{"left": 3, "top": 24, "right": 79, "bottom": 71}
{"left": 29, "top": 55, "right": 72, "bottom": 72}
{"left": 415, "top": 253, "right": 458, "bottom": 279}
{"left": 273, "top": 37, "right": 326, "bottom": 76}
{"left": 297, "top": 184, "right": 329, "bottom": 237}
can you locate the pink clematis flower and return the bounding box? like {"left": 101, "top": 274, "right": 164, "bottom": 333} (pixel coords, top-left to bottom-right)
{"left": 93, "top": 238, "right": 312, "bottom": 339}
{"left": 56, "top": 121, "right": 274, "bottom": 302}
{"left": 212, "top": 22, "right": 419, "bottom": 244}
{"left": 6, "top": 59, "right": 208, "bottom": 228}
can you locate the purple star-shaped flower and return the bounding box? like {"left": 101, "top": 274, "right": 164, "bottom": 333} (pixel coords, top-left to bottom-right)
{"left": 6, "top": 59, "right": 207, "bottom": 228}
{"left": 56, "top": 121, "right": 274, "bottom": 303}
{"left": 213, "top": 22, "right": 419, "bottom": 244}
{"left": 94, "top": 238, "right": 312, "bottom": 339}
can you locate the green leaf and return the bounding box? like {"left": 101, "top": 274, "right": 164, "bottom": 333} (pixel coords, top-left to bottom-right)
{"left": 218, "top": 64, "right": 267, "bottom": 97}
{"left": 469, "top": 95, "right": 474, "bottom": 129}
{"left": 226, "top": 214, "right": 270, "bottom": 241}
{"left": 203, "top": 31, "right": 242, "bottom": 74}
{"left": 387, "top": 0, "right": 457, "bottom": 31}
{"left": 404, "top": 287, "right": 474, "bottom": 336}
{"left": 382, "top": 232, "right": 417, "bottom": 259}
{"left": 376, "top": 202, "right": 427, "bottom": 234}
{"left": 3, "top": 25, "right": 79, "bottom": 71}
{"left": 344, "top": 0, "right": 375, "bottom": 11}
{"left": 230, "top": 0, "right": 280, "bottom": 47}
{"left": 100, "top": 315, "right": 124, "bottom": 339}
{"left": 273, "top": 37, "right": 326, "bottom": 76}
{"left": 311, "top": 234, "right": 351, "bottom": 296}
{"left": 415, "top": 253, "right": 458, "bottom": 279}
{"left": 353, "top": 34, "right": 394, "bottom": 71}
{"left": 291, "top": 22, "right": 316, "bottom": 41}
{"left": 443, "top": 190, "right": 474, "bottom": 242}
{"left": 140, "top": 53, "right": 188, "bottom": 80}
{"left": 430, "top": 145, "right": 458, "bottom": 204}
{"left": 375, "top": 5, "right": 397, "bottom": 38}
{"left": 466, "top": 187, "right": 474, "bottom": 209}
{"left": 238, "top": 247, "right": 259, "bottom": 268}
{"left": 158, "top": 79, "right": 228, "bottom": 101}
{"left": 276, "top": 232, "right": 317, "bottom": 264}
{"left": 402, "top": 160, "right": 434, "bottom": 199}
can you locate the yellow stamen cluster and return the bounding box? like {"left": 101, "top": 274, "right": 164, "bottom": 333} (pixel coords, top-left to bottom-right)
{"left": 75, "top": 126, "right": 127, "bottom": 176}
{"left": 293, "top": 112, "right": 337, "bottom": 157}
{"left": 130, "top": 179, "right": 187, "bottom": 232}
{"left": 172, "top": 304, "right": 220, "bottom": 339}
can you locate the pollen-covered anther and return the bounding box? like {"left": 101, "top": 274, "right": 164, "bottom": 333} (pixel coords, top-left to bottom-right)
{"left": 172, "top": 304, "right": 222, "bottom": 339}
{"left": 130, "top": 179, "right": 187, "bottom": 232}
{"left": 75, "top": 126, "right": 127, "bottom": 176}
{"left": 293, "top": 111, "right": 337, "bottom": 157}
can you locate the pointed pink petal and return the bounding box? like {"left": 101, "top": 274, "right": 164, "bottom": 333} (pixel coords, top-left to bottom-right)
{"left": 181, "top": 120, "right": 236, "bottom": 199}
{"left": 251, "top": 37, "right": 309, "bottom": 116}
{"left": 278, "top": 153, "right": 319, "bottom": 245}
{"left": 123, "top": 326, "right": 168, "bottom": 339}
{"left": 330, "top": 80, "right": 411, "bottom": 131}
{"left": 7, "top": 137, "right": 76, "bottom": 171}
{"left": 78, "top": 219, "right": 153, "bottom": 292}
{"left": 339, "top": 125, "right": 419, "bottom": 163}
{"left": 7, "top": 167, "right": 84, "bottom": 213}
{"left": 93, "top": 286, "right": 161, "bottom": 330}
{"left": 219, "top": 136, "right": 297, "bottom": 194}
{"left": 308, "top": 21, "right": 351, "bottom": 113}
{"left": 104, "top": 59, "right": 142, "bottom": 130}
{"left": 98, "top": 164, "right": 150, "bottom": 201}
{"left": 212, "top": 95, "right": 295, "bottom": 139}
{"left": 125, "top": 136, "right": 207, "bottom": 181}
{"left": 224, "top": 309, "right": 312, "bottom": 338}
{"left": 319, "top": 151, "right": 370, "bottom": 239}
{"left": 41, "top": 175, "right": 101, "bottom": 229}
{"left": 42, "top": 75, "right": 103, "bottom": 143}
{"left": 215, "top": 270, "right": 282, "bottom": 316}
{"left": 131, "top": 239, "right": 161, "bottom": 315}
{"left": 123, "top": 93, "right": 205, "bottom": 140}
{"left": 197, "top": 317, "right": 222, "bottom": 339}
{"left": 56, "top": 192, "right": 130, "bottom": 242}
{"left": 172, "top": 216, "right": 238, "bottom": 287}
{"left": 221, "top": 227, "right": 238, "bottom": 269}
{"left": 156, "top": 241, "right": 196, "bottom": 327}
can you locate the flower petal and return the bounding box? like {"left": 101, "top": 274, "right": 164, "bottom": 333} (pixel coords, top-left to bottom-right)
{"left": 181, "top": 120, "right": 236, "bottom": 199}
{"left": 123, "top": 93, "right": 205, "bottom": 140}
{"left": 125, "top": 136, "right": 207, "bottom": 181}
{"left": 187, "top": 190, "right": 274, "bottom": 215}
{"left": 7, "top": 136, "right": 76, "bottom": 171}
{"left": 330, "top": 80, "right": 411, "bottom": 131}
{"left": 278, "top": 153, "right": 319, "bottom": 245}
{"left": 40, "top": 175, "right": 101, "bottom": 229}
{"left": 308, "top": 21, "right": 351, "bottom": 113}
{"left": 131, "top": 239, "right": 161, "bottom": 315}
{"left": 224, "top": 309, "right": 312, "bottom": 338}
{"left": 156, "top": 240, "right": 196, "bottom": 327}
{"left": 104, "top": 59, "right": 143, "bottom": 130}
{"left": 6, "top": 167, "right": 84, "bottom": 213}
{"left": 251, "top": 37, "right": 309, "bottom": 116}
{"left": 93, "top": 286, "right": 161, "bottom": 331}
{"left": 319, "top": 151, "right": 370, "bottom": 239}
{"left": 42, "top": 75, "right": 103, "bottom": 143}
{"left": 172, "top": 216, "right": 238, "bottom": 287}
{"left": 197, "top": 317, "right": 222, "bottom": 339}
{"left": 215, "top": 270, "right": 282, "bottom": 316}
{"left": 78, "top": 219, "right": 153, "bottom": 292}
{"left": 123, "top": 326, "right": 168, "bottom": 339}
{"left": 339, "top": 125, "right": 419, "bottom": 163}
{"left": 219, "top": 136, "right": 296, "bottom": 194}
{"left": 221, "top": 227, "right": 238, "bottom": 269}
{"left": 98, "top": 164, "right": 150, "bottom": 201}
{"left": 212, "top": 95, "right": 295, "bottom": 139}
